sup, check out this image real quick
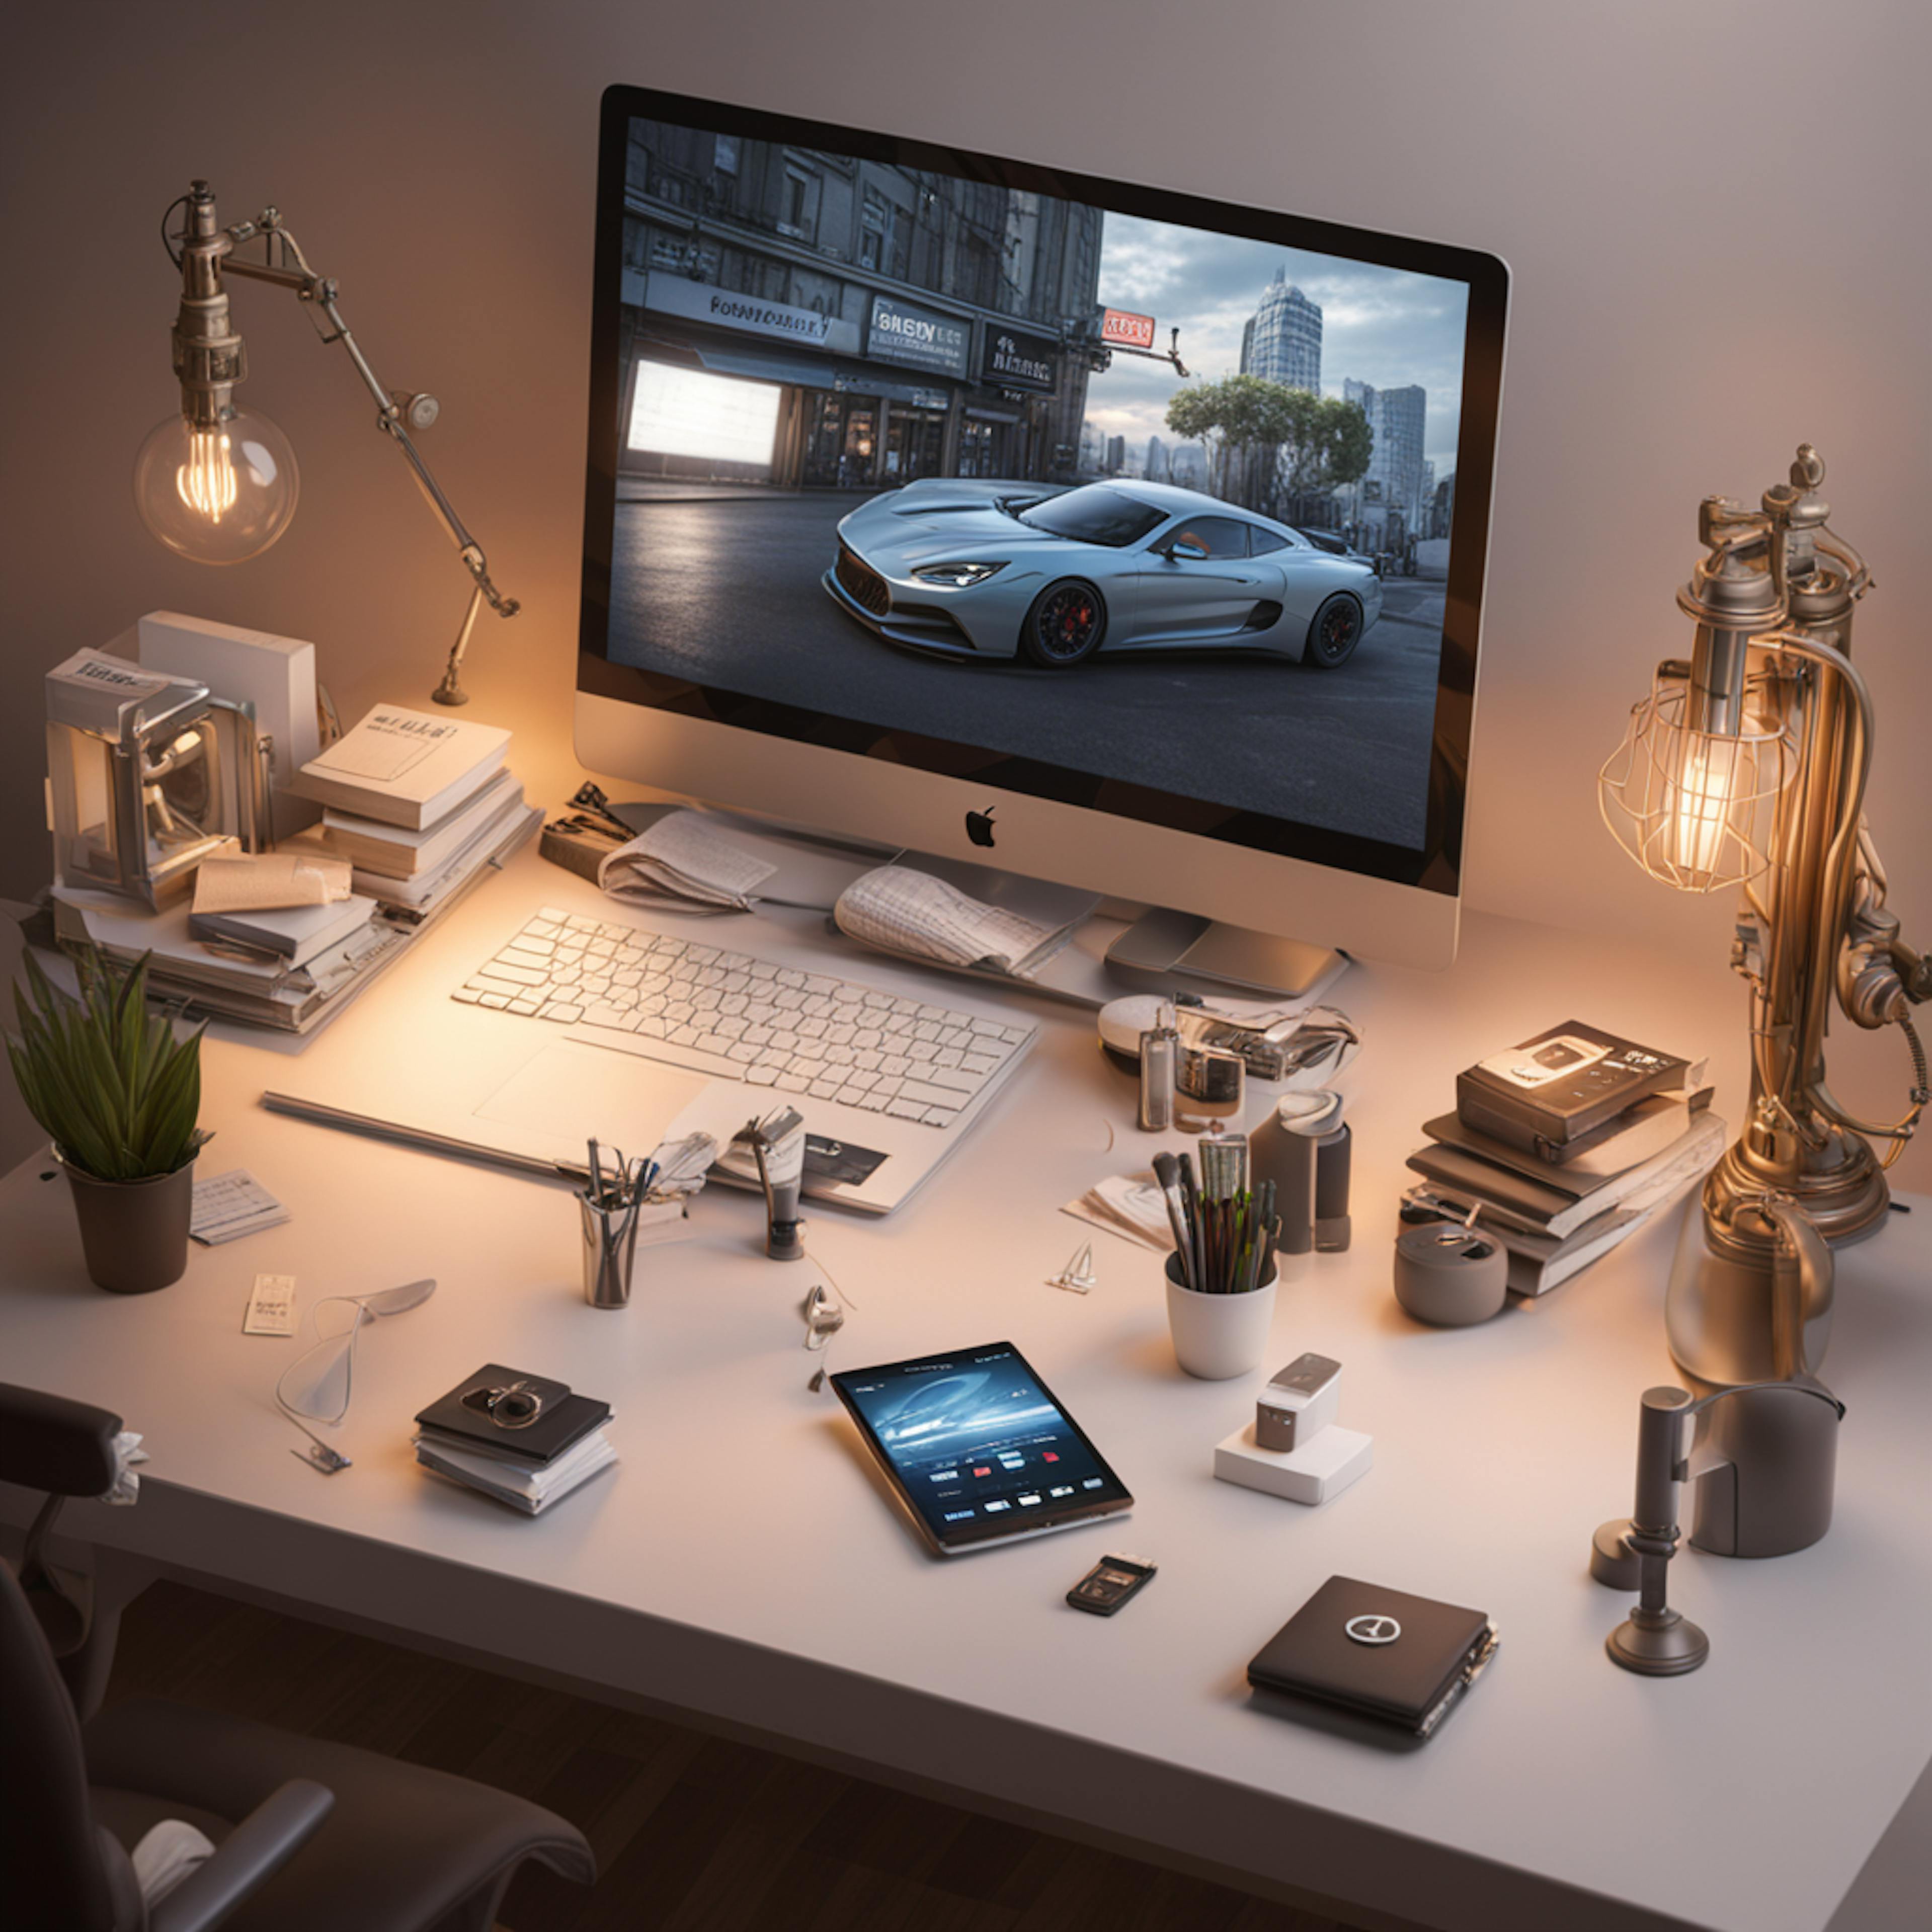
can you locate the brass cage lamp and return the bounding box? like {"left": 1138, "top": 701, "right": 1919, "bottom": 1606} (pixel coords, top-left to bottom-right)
{"left": 1600, "top": 446, "right": 1930, "bottom": 1388}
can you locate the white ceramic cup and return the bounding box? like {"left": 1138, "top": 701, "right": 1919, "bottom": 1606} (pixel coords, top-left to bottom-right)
{"left": 1163, "top": 1252, "right": 1279, "bottom": 1379}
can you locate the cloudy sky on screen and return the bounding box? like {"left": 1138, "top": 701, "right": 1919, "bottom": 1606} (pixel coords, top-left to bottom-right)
{"left": 1087, "top": 210, "right": 1468, "bottom": 474}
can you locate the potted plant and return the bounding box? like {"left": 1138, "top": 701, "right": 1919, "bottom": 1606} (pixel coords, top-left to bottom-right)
{"left": 6, "top": 947, "right": 210, "bottom": 1293}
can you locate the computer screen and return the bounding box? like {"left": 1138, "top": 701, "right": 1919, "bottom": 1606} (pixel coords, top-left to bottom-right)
{"left": 578, "top": 87, "right": 1506, "bottom": 962}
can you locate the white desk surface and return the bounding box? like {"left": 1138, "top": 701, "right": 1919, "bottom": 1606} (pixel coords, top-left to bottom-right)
{"left": 5, "top": 845, "right": 1930, "bottom": 1932}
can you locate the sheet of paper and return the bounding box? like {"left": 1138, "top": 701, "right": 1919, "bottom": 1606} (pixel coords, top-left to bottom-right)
{"left": 191, "top": 1169, "right": 291, "bottom": 1245}
{"left": 1062, "top": 1174, "right": 1174, "bottom": 1251}
{"left": 244, "top": 1273, "right": 298, "bottom": 1336}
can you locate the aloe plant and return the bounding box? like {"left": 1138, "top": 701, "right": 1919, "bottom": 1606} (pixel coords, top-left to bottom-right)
{"left": 6, "top": 946, "right": 211, "bottom": 1181}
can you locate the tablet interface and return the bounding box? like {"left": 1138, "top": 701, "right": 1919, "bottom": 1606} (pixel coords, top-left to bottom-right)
{"left": 833, "top": 1341, "right": 1132, "bottom": 1552}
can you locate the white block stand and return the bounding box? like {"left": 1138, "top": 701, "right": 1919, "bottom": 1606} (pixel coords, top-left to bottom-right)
{"left": 1214, "top": 1421, "right": 1374, "bottom": 1506}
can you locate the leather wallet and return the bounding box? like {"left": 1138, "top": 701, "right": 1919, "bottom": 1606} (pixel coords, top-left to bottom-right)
{"left": 414, "top": 1364, "right": 610, "bottom": 1466}
{"left": 1247, "top": 1575, "right": 1498, "bottom": 1738}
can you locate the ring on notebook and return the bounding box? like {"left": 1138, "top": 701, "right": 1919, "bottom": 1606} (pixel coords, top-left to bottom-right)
{"left": 462, "top": 1381, "right": 544, "bottom": 1429}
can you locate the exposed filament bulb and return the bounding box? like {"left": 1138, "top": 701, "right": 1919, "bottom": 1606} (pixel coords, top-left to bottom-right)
{"left": 176, "top": 429, "right": 239, "bottom": 524}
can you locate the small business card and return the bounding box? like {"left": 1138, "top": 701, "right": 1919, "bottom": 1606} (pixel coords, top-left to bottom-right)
{"left": 245, "top": 1273, "right": 298, "bottom": 1336}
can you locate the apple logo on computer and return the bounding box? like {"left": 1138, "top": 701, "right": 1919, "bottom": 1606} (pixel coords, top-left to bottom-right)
{"left": 965, "top": 807, "right": 997, "bottom": 848}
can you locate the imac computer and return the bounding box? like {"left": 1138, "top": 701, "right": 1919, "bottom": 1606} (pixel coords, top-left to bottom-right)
{"left": 576, "top": 86, "right": 1508, "bottom": 975}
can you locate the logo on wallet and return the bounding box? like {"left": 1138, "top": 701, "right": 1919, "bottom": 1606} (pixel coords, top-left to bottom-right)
{"left": 1345, "top": 1614, "right": 1402, "bottom": 1646}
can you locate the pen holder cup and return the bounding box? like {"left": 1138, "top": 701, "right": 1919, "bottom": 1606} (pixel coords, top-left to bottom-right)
{"left": 580, "top": 1189, "right": 643, "bottom": 1310}
{"left": 1163, "top": 1252, "right": 1279, "bottom": 1380}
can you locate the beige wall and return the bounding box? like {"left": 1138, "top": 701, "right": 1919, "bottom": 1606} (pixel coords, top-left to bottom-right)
{"left": 3, "top": 0, "right": 1927, "bottom": 1185}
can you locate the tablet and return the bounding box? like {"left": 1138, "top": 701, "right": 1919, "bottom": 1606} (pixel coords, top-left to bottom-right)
{"left": 832, "top": 1341, "right": 1133, "bottom": 1556}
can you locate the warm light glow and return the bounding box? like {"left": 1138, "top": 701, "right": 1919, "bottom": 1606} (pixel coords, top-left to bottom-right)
{"left": 1667, "top": 734, "right": 1744, "bottom": 886}
{"left": 134, "top": 407, "right": 299, "bottom": 564}
{"left": 176, "top": 429, "right": 239, "bottom": 524}
{"left": 627, "top": 362, "right": 780, "bottom": 468}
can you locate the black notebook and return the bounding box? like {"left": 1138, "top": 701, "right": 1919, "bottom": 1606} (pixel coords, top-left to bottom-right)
{"left": 414, "top": 1364, "right": 611, "bottom": 1467}
{"left": 1247, "top": 1576, "right": 1498, "bottom": 1739}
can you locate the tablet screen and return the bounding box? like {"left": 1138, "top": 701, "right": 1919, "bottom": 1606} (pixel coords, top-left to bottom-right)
{"left": 833, "top": 1341, "right": 1131, "bottom": 1551}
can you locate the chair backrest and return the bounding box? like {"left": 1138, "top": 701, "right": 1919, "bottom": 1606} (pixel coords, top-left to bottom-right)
{"left": 0, "top": 1382, "right": 122, "bottom": 1499}
{"left": 0, "top": 1559, "right": 123, "bottom": 1930}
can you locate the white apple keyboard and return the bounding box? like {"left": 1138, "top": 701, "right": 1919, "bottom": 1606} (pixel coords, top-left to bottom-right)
{"left": 453, "top": 907, "right": 1034, "bottom": 1128}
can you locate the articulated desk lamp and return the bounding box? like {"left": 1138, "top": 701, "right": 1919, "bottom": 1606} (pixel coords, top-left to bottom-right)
{"left": 1599, "top": 445, "right": 1929, "bottom": 1391}
{"left": 132, "top": 180, "right": 518, "bottom": 707}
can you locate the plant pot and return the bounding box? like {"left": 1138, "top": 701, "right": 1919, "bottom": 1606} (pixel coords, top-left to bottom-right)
{"left": 58, "top": 1155, "right": 196, "bottom": 1295}
{"left": 1163, "top": 1251, "right": 1279, "bottom": 1380}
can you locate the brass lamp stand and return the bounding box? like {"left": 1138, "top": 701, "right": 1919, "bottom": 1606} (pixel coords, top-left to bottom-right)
{"left": 1600, "top": 446, "right": 1930, "bottom": 1388}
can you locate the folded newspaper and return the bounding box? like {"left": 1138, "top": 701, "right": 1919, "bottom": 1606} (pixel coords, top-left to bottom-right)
{"left": 834, "top": 865, "right": 1074, "bottom": 980}
{"left": 599, "top": 809, "right": 777, "bottom": 913}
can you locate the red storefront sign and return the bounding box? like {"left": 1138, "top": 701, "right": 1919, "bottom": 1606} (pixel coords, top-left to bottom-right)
{"left": 1100, "top": 309, "right": 1156, "bottom": 350}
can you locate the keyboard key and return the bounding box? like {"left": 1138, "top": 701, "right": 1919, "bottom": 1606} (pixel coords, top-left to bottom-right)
{"left": 899, "top": 1078, "right": 970, "bottom": 1111}
{"left": 584, "top": 1004, "right": 632, "bottom": 1029}
{"left": 887, "top": 1098, "right": 929, "bottom": 1121}
{"left": 452, "top": 986, "right": 482, "bottom": 1003}
{"left": 538, "top": 1002, "right": 582, "bottom": 1023}
{"left": 508, "top": 998, "right": 543, "bottom": 1016}
{"left": 747, "top": 1065, "right": 780, "bottom": 1085}
{"left": 776, "top": 1073, "right": 811, "bottom": 1093}
{"left": 808, "top": 1077, "right": 843, "bottom": 1099}
{"left": 729, "top": 1043, "right": 761, "bottom": 1063}
{"left": 480, "top": 962, "right": 548, "bottom": 987}
{"left": 928, "top": 1068, "right": 978, "bottom": 1093}
{"left": 960, "top": 1052, "right": 998, "bottom": 1075}
{"left": 854, "top": 1090, "right": 891, "bottom": 1112}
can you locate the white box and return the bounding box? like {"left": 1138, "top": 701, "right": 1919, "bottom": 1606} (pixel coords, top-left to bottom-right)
{"left": 1214, "top": 1421, "right": 1373, "bottom": 1506}
{"left": 126, "top": 611, "right": 322, "bottom": 835}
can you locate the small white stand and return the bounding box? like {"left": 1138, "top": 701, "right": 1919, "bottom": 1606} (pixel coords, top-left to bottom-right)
{"left": 1214, "top": 1421, "right": 1374, "bottom": 1506}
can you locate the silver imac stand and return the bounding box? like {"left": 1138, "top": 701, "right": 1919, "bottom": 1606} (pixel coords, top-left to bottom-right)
{"left": 1103, "top": 906, "right": 1346, "bottom": 1001}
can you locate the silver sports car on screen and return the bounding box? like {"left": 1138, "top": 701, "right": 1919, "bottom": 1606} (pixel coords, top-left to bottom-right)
{"left": 824, "top": 478, "right": 1384, "bottom": 669}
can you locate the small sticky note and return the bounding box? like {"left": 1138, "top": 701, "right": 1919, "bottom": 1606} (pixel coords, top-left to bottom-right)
{"left": 245, "top": 1273, "right": 297, "bottom": 1337}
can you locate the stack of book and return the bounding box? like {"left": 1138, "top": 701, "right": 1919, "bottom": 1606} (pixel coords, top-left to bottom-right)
{"left": 47, "top": 881, "right": 410, "bottom": 1033}
{"left": 412, "top": 1364, "right": 617, "bottom": 1516}
{"left": 1404, "top": 1024, "right": 1727, "bottom": 1296}
{"left": 296, "top": 705, "right": 537, "bottom": 923}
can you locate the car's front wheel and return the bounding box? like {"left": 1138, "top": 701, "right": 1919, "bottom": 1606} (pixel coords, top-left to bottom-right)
{"left": 1305, "top": 592, "right": 1364, "bottom": 669}
{"left": 1021, "top": 580, "right": 1107, "bottom": 668}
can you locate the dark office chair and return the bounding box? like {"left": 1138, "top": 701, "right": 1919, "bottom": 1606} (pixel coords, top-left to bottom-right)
{"left": 0, "top": 1381, "right": 596, "bottom": 1932}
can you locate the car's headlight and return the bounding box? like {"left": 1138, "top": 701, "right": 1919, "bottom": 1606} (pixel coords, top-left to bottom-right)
{"left": 910, "top": 561, "right": 1006, "bottom": 588}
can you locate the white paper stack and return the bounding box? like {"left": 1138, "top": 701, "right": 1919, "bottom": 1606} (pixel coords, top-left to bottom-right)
{"left": 412, "top": 1425, "right": 618, "bottom": 1516}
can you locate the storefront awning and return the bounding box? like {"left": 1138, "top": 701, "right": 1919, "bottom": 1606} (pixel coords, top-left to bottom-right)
{"left": 685, "top": 342, "right": 954, "bottom": 410}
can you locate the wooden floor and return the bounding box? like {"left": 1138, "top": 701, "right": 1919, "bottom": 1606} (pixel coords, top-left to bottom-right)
{"left": 105, "top": 1579, "right": 1374, "bottom": 1932}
